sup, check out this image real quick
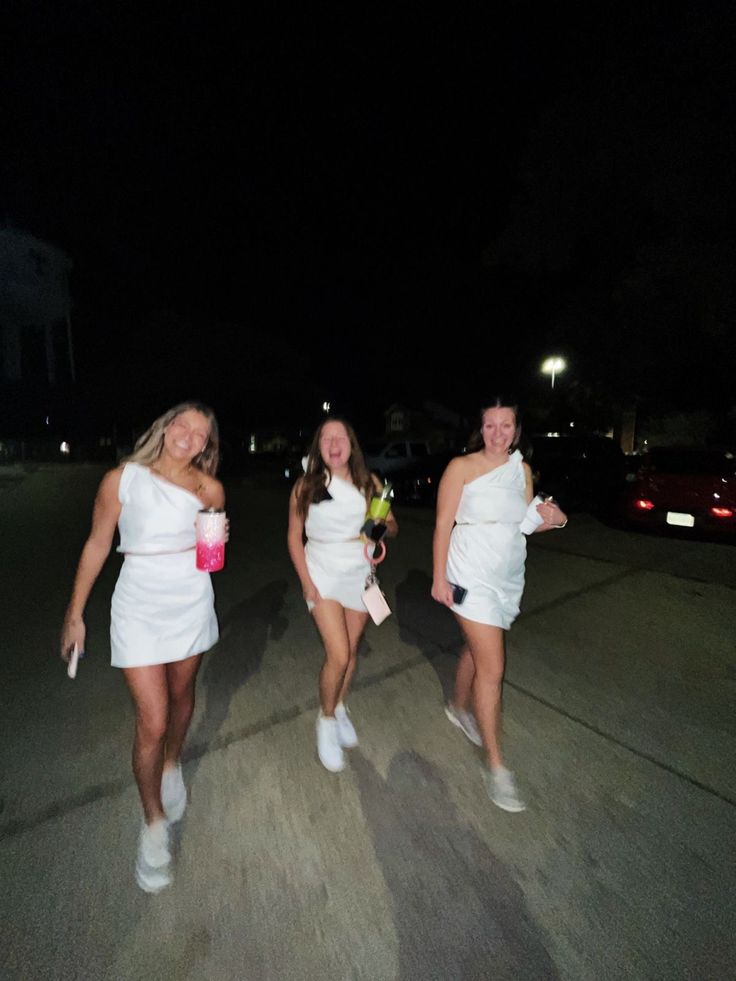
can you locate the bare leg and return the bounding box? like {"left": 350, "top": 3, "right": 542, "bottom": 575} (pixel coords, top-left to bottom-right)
{"left": 123, "top": 665, "right": 169, "bottom": 824}
{"left": 311, "top": 601, "right": 351, "bottom": 716}
{"left": 337, "top": 608, "right": 370, "bottom": 704}
{"left": 163, "top": 653, "right": 203, "bottom": 768}
{"left": 455, "top": 618, "right": 506, "bottom": 770}
{"left": 451, "top": 645, "right": 475, "bottom": 711}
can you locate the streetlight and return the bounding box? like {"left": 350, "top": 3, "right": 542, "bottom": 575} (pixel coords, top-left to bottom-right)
{"left": 541, "top": 356, "right": 566, "bottom": 389}
{"left": 322, "top": 401, "right": 331, "bottom": 414}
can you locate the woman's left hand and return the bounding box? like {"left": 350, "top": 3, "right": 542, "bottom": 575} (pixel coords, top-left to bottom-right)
{"left": 431, "top": 578, "right": 456, "bottom": 607}
{"left": 537, "top": 498, "right": 567, "bottom": 528}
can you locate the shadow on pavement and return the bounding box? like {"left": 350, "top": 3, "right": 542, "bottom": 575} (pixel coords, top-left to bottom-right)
{"left": 185, "top": 579, "right": 289, "bottom": 772}
{"left": 352, "top": 751, "right": 559, "bottom": 981}
{"left": 394, "top": 568, "right": 464, "bottom": 701}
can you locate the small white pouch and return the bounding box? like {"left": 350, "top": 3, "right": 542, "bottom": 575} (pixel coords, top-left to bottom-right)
{"left": 362, "top": 573, "right": 392, "bottom": 625}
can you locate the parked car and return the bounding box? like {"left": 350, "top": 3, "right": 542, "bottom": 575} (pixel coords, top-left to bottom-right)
{"left": 363, "top": 439, "right": 432, "bottom": 478}
{"left": 624, "top": 446, "right": 736, "bottom": 538}
{"left": 526, "top": 433, "right": 628, "bottom": 514}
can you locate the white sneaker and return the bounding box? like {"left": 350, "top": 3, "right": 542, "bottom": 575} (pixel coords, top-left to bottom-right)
{"left": 135, "top": 818, "right": 172, "bottom": 893}
{"left": 334, "top": 702, "right": 358, "bottom": 749}
{"left": 484, "top": 766, "right": 526, "bottom": 813}
{"left": 316, "top": 713, "right": 345, "bottom": 772}
{"left": 161, "top": 763, "right": 187, "bottom": 823}
{"left": 444, "top": 703, "right": 483, "bottom": 747}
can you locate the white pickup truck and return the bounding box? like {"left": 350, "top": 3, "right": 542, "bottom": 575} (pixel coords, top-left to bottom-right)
{"left": 363, "top": 439, "right": 432, "bottom": 477}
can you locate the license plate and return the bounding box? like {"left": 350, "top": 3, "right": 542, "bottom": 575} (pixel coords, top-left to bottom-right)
{"left": 666, "top": 511, "right": 695, "bottom": 528}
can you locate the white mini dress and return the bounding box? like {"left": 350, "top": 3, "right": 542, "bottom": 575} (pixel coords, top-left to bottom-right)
{"left": 110, "top": 463, "right": 219, "bottom": 668}
{"left": 446, "top": 450, "right": 529, "bottom": 630}
{"left": 304, "top": 475, "right": 372, "bottom": 612}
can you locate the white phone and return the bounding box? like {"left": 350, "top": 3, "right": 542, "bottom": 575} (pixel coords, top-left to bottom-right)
{"left": 67, "top": 642, "right": 81, "bottom": 680}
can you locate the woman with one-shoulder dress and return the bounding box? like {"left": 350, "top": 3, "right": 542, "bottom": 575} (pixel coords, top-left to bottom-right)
{"left": 61, "top": 402, "right": 224, "bottom": 892}
{"left": 432, "top": 398, "right": 567, "bottom": 812}
{"left": 288, "top": 417, "right": 398, "bottom": 774}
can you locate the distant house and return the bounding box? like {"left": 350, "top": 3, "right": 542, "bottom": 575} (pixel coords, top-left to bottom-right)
{"left": 261, "top": 433, "right": 290, "bottom": 453}
{"left": 384, "top": 403, "right": 422, "bottom": 435}
{"left": 0, "top": 227, "right": 74, "bottom": 386}
{"left": 382, "top": 401, "right": 465, "bottom": 449}
{"left": 245, "top": 429, "right": 294, "bottom": 454}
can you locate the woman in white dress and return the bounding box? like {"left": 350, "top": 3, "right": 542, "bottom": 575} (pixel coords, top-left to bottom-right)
{"left": 288, "top": 417, "right": 398, "bottom": 773}
{"left": 432, "top": 397, "right": 567, "bottom": 811}
{"left": 61, "top": 402, "right": 225, "bottom": 892}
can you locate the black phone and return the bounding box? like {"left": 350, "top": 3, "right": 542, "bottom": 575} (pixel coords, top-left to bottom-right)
{"left": 361, "top": 518, "right": 387, "bottom": 543}
{"left": 369, "top": 521, "right": 387, "bottom": 543}
{"left": 449, "top": 582, "right": 467, "bottom": 605}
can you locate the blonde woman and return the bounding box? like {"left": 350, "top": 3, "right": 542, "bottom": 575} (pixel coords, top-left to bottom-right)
{"left": 61, "top": 401, "right": 225, "bottom": 892}
{"left": 288, "top": 417, "right": 398, "bottom": 773}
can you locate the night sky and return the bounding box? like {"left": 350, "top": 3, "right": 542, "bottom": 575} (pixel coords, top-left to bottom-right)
{"left": 4, "top": 3, "right": 736, "bottom": 440}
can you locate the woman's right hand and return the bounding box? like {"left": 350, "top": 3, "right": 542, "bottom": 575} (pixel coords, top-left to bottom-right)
{"left": 61, "top": 615, "right": 86, "bottom": 662}
{"left": 431, "top": 578, "right": 455, "bottom": 607}
{"left": 302, "top": 580, "right": 322, "bottom": 607}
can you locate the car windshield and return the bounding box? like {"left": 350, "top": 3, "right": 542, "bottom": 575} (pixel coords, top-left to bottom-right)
{"left": 647, "top": 449, "right": 736, "bottom": 476}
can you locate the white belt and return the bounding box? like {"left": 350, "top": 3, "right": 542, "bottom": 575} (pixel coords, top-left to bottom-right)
{"left": 455, "top": 520, "right": 498, "bottom": 526}
{"left": 123, "top": 546, "right": 195, "bottom": 556}
{"left": 308, "top": 537, "right": 361, "bottom": 544}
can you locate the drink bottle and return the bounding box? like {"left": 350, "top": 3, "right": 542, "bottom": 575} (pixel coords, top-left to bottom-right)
{"left": 361, "top": 481, "right": 392, "bottom": 541}
{"left": 196, "top": 508, "right": 227, "bottom": 571}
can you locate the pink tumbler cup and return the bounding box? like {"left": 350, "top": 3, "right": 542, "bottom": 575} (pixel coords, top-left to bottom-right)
{"left": 196, "top": 508, "right": 226, "bottom": 572}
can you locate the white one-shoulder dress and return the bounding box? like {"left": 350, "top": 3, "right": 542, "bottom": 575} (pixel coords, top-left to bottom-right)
{"left": 110, "top": 463, "right": 219, "bottom": 668}
{"left": 446, "top": 450, "right": 529, "bottom": 630}
{"left": 304, "top": 475, "right": 371, "bottom": 612}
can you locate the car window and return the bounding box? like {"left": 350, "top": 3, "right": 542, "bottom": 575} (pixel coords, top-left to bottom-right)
{"left": 410, "top": 443, "right": 428, "bottom": 456}
{"left": 594, "top": 441, "right": 624, "bottom": 460}
{"left": 530, "top": 438, "right": 575, "bottom": 462}
{"left": 580, "top": 439, "right": 624, "bottom": 462}
{"left": 385, "top": 443, "right": 407, "bottom": 458}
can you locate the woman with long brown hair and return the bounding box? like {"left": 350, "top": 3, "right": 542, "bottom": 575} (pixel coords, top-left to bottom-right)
{"left": 288, "top": 416, "right": 398, "bottom": 773}
{"left": 61, "top": 401, "right": 225, "bottom": 892}
{"left": 432, "top": 396, "right": 567, "bottom": 811}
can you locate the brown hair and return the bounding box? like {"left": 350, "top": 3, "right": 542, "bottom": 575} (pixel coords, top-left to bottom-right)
{"left": 123, "top": 401, "right": 220, "bottom": 476}
{"left": 466, "top": 396, "right": 521, "bottom": 453}
{"left": 296, "top": 416, "right": 374, "bottom": 516}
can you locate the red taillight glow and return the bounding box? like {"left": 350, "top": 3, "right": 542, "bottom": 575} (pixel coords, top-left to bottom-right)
{"left": 635, "top": 498, "right": 655, "bottom": 511}
{"left": 710, "top": 507, "right": 734, "bottom": 518}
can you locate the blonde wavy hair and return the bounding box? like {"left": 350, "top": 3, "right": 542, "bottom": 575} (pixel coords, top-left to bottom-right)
{"left": 123, "top": 401, "right": 220, "bottom": 476}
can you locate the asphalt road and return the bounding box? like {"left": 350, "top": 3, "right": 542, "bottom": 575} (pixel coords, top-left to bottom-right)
{"left": 1, "top": 464, "right": 735, "bottom": 980}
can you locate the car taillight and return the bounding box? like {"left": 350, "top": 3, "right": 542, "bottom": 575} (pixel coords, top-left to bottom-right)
{"left": 710, "top": 506, "right": 734, "bottom": 518}
{"left": 634, "top": 498, "right": 655, "bottom": 511}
